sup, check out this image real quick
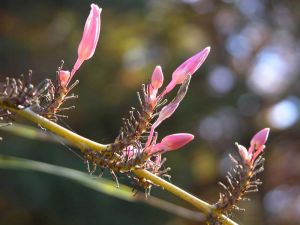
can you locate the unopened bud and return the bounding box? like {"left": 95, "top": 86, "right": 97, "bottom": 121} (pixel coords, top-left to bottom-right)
{"left": 250, "top": 128, "right": 270, "bottom": 149}
{"left": 71, "top": 4, "right": 102, "bottom": 78}
{"left": 58, "top": 70, "right": 71, "bottom": 87}
{"left": 164, "top": 47, "right": 210, "bottom": 94}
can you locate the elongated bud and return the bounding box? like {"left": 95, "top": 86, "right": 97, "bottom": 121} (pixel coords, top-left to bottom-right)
{"left": 235, "top": 143, "right": 251, "bottom": 165}
{"left": 161, "top": 133, "right": 194, "bottom": 150}
{"left": 164, "top": 47, "right": 210, "bottom": 94}
{"left": 71, "top": 4, "right": 102, "bottom": 78}
{"left": 148, "top": 66, "right": 164, "bottom": 108}
{"left": 151, "top": 66, "right": 164, "bottom": 90}
{"left": 147, "top": 101, "right": 179, "bottom": 146}
{"left": 151, "top": 133, "right": 194, "bottom": 153}
{"left": 58, "top": 70, "right": 71, "bottom": 87}
{"left": 146, "top": 77, "right": 191, "bottom": 147}
{"left": 250, "top": 128, "right": 270, "bottom": 149}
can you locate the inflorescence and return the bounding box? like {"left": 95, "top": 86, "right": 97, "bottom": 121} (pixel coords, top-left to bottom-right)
{"left": 214, "top": 128, "right": 269, "bottom": 216}
{"left": 0, "top": 3, "right": 270, "bottom": 222}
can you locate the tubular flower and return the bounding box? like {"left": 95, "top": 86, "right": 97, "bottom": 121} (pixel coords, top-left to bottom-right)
{"left": 68, "top": 3, "right": 102, "bottom": 85}
{"left": 249, "top": 128, "right": 270, "bottom": 152}
{"left": 150, "top": 133, "right": 194, "bottom": 154}
{"left": 164, "top": 47, "right": 210, "bottom": 95}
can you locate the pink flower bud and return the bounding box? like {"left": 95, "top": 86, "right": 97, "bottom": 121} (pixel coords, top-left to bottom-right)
{"left": 146, "top": 77, "right": 190, "bottom": 147}
{"left": 250, "top": 128, "right": 270, "bottom": 151}
{"left": 155, "top": 102, "right": 179, "bottom": 127}
{"left": 151, "top": 133, "right": 194, "bottom": 153}
{"left": 151, "top": 66, "right": 164, "bottom": 90}
{"left": 146, "top": 101, "right": 180, "bottom": 147}
{"left": 71, "top": 4, "right": 102, "bottom": 79}
{"left": 235, "top": 143, "right": 251, "bottom": 165}
{"left": 148, "top": 66, "right": 164, "bottom": 108}
{"left": 58, "top": 70, "right": 71, "bottom": 87}
{"left": 164, "top": 47, "right": 210, "bottom": 94}
{"left": 161, "top": 133, "right": 194, "bottom": 150}
{"left": 252, "top": 145, "right": 265, "bottom": 162}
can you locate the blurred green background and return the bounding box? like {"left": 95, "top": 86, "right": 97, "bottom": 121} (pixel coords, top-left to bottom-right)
{"left": 1, "top": 0, "right": 300, "bottom": 224}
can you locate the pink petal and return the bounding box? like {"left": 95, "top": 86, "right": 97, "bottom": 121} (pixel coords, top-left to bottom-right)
{"left": 154, "top": 102, "right": 179, "bottom": 129}
{"left": 146, "top": 75, "right": 191, "bottom": 147}
{"left": 78, "top": 4, "right": 101, "bottom": 61}
{"left": 150, "top": 143, "right": 164, "bottom": 154}
{"left": 151, "top": 133, "right": 194, "bottom": 154}
{"left": 235, "top": 143, "right": 251, "bottom": 165}
{"left": 70, "top": 4, "right": 102, "bottom": 80}
{"left": 252, "top": 145, "right": 265, "bottom": 162}
{"left": 151, "top": 66, "right": 164, "bottom": 90}
{"left": 161, "top": 133, "right": 194, "bottom": 151}
{"left": 146, "top": 102, "right": 179, "bottom": 147}
{"left": 250, "top": 128, "right": 270, "bottom": 152}
{"left": 164, "top": 47, "right": 210, "bottom": 94}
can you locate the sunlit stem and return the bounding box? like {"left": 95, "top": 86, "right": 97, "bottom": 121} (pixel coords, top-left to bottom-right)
{"left": 134, "top": 169, "right": 238, "bottom": 225}
{"left": 3, "top": 106, "right": 108, "bottom": 152}
{"left": 0, "top": 103, "right": 238, "bottom": 225}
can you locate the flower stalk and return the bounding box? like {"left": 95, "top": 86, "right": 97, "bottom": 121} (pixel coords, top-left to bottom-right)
{"left": 1, "top": 104, "right": 238, "bottom": 225}
{"left": 1, "top": 104, "right": 108, "bottom": 152}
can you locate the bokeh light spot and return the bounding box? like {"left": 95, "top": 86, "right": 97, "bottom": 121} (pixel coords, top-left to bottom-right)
{"left": 247, "top": 46, "right": 296, "bottom": 96}
{"left": 226, "top": 33, "right": 251, "bottom": 58}
{"left": 208, "top": 66, "right": 235, "bottom": 94}
{"left": 267, "top": 97, "right": 300, "bottom": 129}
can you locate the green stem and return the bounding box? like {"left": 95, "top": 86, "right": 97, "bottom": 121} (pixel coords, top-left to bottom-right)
{"left": 3, "top": 106, "right": 238, "bottom": 225}
{"left": 11, "top": 108, "right": 108, "bottom": 152}
{"left": 134, "top": 169, "right": 238, "bottom": 225}
{"left": 134, "top": 169, "right": 211, "bottom": 214}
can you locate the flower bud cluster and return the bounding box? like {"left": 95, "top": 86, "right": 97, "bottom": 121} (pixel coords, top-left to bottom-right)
{"left": 37, "top": 4, "right": 102, "bottom": 120}
{"left": 215, "top": 128, "right": 270, "bottom": 214}
{"left": 0, "top": 72, "right": 40, "bottom": 127}
{"left": 0, "top": 3, "right": 209, "bottom": 183}
{"left": 102, "top": 47, "right": 210, "bottom": 190}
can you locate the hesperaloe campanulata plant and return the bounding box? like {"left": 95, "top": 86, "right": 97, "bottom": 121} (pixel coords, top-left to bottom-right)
{"left": 0, "top": 4, "right": 270, "bottom": 225}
